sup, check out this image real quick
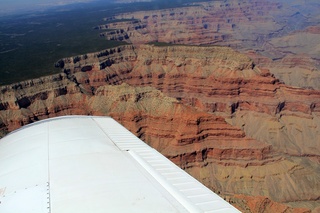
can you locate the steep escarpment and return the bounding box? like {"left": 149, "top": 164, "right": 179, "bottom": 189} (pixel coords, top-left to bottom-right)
{"left": 0, "top": 44, "right": 319, "bottom": 212}
{"left": 100, "top": 0, "right": 320, "bottom": 50}
{"left": 99, "top": 0, "right": 283, "bottom": 46}
{"left": 89, "top": 85, "right": 318, "bottom": 213}
{"left": 96, "top": 45, "right": 320, "bottom": 159}
{"left": 46, "top": 44, "right": 320, "bottom": 210}
{"left": 98, "top": 0, "right": 320, "bottom": 89}
{"left": 0, "top": 74, "right": 84, "bottom": 131}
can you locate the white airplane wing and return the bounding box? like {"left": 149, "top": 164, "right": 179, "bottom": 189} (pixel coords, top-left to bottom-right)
{"left": 0, "top": 116, "right": 240, "bottom": 213}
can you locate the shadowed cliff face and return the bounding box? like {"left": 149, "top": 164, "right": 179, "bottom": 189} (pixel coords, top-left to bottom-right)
{"left": 0, "top": 45, "right": 319, "bottom": 212}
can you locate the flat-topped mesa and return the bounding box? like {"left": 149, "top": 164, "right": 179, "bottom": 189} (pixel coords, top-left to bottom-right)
{"left": 136, "top": 45, "right": 255, "bottom": 71}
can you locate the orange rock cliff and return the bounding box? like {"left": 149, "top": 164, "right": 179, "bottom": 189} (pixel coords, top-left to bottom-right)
{"left": 0, "top": 44, "right": 319, "bottom": 212}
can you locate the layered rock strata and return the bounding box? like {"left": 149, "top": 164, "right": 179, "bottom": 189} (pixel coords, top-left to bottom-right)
{"left": 98, "top": 0, "right": 320, "bottom": 89}
{"left": 0, "top": 45, "right": 319, "bottom": 212}
{"left": 62, "top": 44, "right": 320, "bottom": 211}
{"left": 59, "top": 44, "right": 320, "bottom": 158}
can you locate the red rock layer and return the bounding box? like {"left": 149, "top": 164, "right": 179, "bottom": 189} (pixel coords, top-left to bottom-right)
{"left": 1, "top": 45, "right": 319, "bottom": 211}
{"left": 93, "top": 45, "right": 320, "bottom": 153}
{"left": 49, "top": 44, "right": 320, "bottom": 210}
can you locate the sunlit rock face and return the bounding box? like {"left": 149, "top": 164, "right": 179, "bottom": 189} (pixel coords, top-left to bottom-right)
{"left": 0, "top": 44, "right": 319, "bottom": 212}
{"left": 98, "top": 0, "right": 320, "bottom": 90}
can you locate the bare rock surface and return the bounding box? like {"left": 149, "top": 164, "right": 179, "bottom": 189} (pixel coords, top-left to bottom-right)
{"left": 98, "top": 0, "right": 320, "bottom": 89}
{"left": 0, "top": 44, "right": 319, "bottom": 212}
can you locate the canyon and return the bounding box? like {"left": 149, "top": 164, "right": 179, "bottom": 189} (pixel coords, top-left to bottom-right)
{"left": 98, "top": 0, "right": 320, "bottom": 90}
{"left": 0, "top": 0, "right": 319, "bottom": 212}
{"left": 0, "top": 44, "right": 319, "bottom": 212}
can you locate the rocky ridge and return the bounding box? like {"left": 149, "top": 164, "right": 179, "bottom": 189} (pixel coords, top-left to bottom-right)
{"left": 0, "top": 44, "right": 319, "bottom": 212}
{"left": 98, "top": 0, "right": 320, "bottom": 89}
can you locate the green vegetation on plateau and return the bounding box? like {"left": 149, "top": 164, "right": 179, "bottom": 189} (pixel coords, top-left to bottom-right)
{"left": 0, "top": 2, "right": 125, "bottom": 85}
{"left": 0, "top": 0, "right": 211, "bottom": 86}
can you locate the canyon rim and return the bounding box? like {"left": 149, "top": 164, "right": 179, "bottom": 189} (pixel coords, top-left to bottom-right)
{"left": 0, "top": 0, "right": 320, "bottom": 212}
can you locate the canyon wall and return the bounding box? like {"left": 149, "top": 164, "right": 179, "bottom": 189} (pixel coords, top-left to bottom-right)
{"left": 0, "top": 44, "right": 319, "bottom": 212}
{"left": 98, "top": 0, "right": 320, "bottom": 89}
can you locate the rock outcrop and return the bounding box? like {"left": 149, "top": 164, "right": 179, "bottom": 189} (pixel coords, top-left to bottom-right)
{"left": 98, "top": 0, "right": 320, "bottom": 89}
{"left": 0, "top": 44, "right": 319, "bottom": 212}
{"left": 62, "top": 44, "right": 319, "bottom": 157}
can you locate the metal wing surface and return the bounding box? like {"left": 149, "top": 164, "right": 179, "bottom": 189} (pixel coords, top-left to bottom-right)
{"left": 0, "top": 116, "right": 240, "bottom": 213}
